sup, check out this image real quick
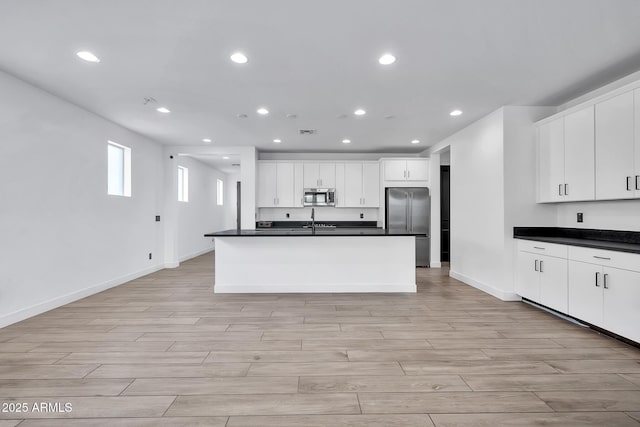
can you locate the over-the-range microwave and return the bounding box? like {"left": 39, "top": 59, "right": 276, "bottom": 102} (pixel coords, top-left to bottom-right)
{"left": 303, "top": 188, "right": 336, "bottom": 207}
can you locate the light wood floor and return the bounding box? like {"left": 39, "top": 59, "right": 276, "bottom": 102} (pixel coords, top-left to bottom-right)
{"left": 1, "top": 252, "right": 639, "bottom": 426}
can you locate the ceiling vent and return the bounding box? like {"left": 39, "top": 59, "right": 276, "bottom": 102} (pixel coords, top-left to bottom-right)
{"left": 299, "top": 129, "right": 317, "bottom": 135}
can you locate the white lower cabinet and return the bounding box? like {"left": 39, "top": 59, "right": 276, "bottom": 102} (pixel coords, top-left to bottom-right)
{"left": 516, "top": 249, "right": 568, "bottom": 313}
{"left": 569, "top": 260, "right": 640, "bottom": 343}
{"left": 602, "top": 267, "right": 640, "bottom": 343}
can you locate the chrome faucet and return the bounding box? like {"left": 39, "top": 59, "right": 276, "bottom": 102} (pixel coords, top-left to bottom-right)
{"left": 311, "top": 208, "right": 315, "bottom": 233}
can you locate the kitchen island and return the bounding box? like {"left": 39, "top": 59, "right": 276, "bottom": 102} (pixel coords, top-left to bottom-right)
{"left": 204, "top": 229, "right": 424, "bottom": 293}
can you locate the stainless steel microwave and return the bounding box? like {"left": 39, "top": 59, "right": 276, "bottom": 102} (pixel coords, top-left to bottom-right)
{"left": 303, "top": 188, "right": 336, "bottom": 207}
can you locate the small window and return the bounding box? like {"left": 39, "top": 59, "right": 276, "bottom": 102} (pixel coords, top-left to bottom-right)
{"left": 107, "top": 141, "right": 131, "bottom": 197}
{"left": 217, "top": 179, "right": 224, "bottom": 206}
{"left": 178, "top": 166, "right": 189, "bottom": 202}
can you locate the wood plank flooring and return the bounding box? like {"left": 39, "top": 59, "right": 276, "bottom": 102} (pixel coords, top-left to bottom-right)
{"left": 1, "top": 252, "right": 639, "bottom": 426}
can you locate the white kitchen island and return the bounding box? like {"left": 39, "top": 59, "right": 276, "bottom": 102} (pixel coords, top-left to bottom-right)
{"left": 205, "top": 229, "right": 421, "bottom": 293}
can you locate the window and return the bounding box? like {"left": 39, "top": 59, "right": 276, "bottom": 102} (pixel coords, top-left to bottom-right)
{"left": 107, "top": 141, "right": 131, "bottom": 197}
{"left": 217, "top": 179, "right": 224, "bottom": 206}
{"left": 178, "top": 166, "right": 189, "bottom": 202}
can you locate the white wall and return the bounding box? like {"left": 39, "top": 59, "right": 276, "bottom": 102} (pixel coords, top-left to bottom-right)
{"left": 447, "top": 109, "right": 508, "bottom": 297}
{"left": 427, "top": 107, "right": 556, "bottom": 300}
{"left": 225, "top": 172, "right": 241, "bottom": 230}
{"left": 173, "top": 156, "right": 229, "bottom": 261}
{"left": 0, "top": 70, "right": 164, "bottom": 327}
{"left": 556, "top": 200, "right": 640, "bottom": 231}
{"left": 258, "top": 207, "right": 378, "bottom": 222}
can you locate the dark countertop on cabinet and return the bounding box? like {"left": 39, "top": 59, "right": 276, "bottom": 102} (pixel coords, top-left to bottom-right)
{"left": 205, "top": 228, "right": 427, "bottom": 237}
{"left": 514, "top": 227, "right": 640, "bottom": 254}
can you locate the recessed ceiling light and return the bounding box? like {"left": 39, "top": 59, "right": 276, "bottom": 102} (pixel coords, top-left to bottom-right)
{"left": 411, "top": 139, "right": 420, "bottom": 144}
{"left": 342, "top": 139, "right": 351, "bottom": 144}
{"left": 378, "top": 54, "right": 396, "bottom": 65}
{"left": 273, "top": 139, "right": 282, "bottom": 143}
{"left": 202, "top": 138, "right": 212, "bottom": 143}
{"left": 76, "top": 51, "right": 100, "bottom": 62}
{"left": 156, "top": 107, "right": 171, "bottom": 113}
{"left": 230, "top": 52, "right": 248, "bottom": 64}
{"left": 223, "top": 156, "right": 230, "bottom": 160}
{"left": 450, "top": 109, "right": 463, "bottom": 116}
{"left": 354, "top": 109, "right": 366, "bottom": 116}
{"left": 257, "top": 107, "right": 269, "bottom": 115}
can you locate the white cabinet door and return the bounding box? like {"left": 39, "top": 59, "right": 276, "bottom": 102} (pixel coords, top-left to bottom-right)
{"left": 362, "top": 162, "right": 380, "bottom": 207}
{"left": 276, "top": 163, "right": 295, "bottom": 207}
{"left": 406, "top": 159, "right": 429, "bottom": 181}
{"left": 293, "top": 163, "right": 304, "bottom": 207}
{"left": 595, "top": 91, "right": 635, "bottom": 200}
{"left": 257, "top": 162, "right": 277, "bottom": 207}
{"left": 568, "top": 260, "right": 602, "bottom": 326}
{"left": 539, "top": 255, "right": 568, "bottom": 314}
{"left": 344, "top": 163, "right": 363, "bottom": 207}
{"left": 303, "top": 163, "right": 320, "bottom": 187}
{"left": 602, "top": 267, "right": 640, "bottom": 343}
{"left": 384, "top": 160, "right": 407, "bottom": 181}
{"left": 635, "top": 89, "right": 640, "bottom": 197}
{"left": 319, "top": 163, "right": 336, "bottom": 188}
{"left": 516, "top": 251, "right": 540, "bottom": 301}
{"left": 563, "top": 106, "right": 595, "bottom": 201}
{"left": 538, "top": 119, "right": 565, "bottom": 202}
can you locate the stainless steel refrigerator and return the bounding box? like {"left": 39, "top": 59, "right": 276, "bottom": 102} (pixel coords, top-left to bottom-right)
{"left": 385, "top": 187, "right": 430, "bottom": 267}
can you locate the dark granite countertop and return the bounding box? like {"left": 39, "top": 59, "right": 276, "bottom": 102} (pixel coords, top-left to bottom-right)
{"left": 206, "top": 228, "right": 426, "bottom": 237}
{"left": 514, "top": 227, "right": 640, "bottom": 254}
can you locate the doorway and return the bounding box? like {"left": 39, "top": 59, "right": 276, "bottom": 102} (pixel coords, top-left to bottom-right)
{"left": 440, "top": 165, "right": 450, "bottom": 262}
{"left": 236, "top": 181, "right": 241, "bottom": 230}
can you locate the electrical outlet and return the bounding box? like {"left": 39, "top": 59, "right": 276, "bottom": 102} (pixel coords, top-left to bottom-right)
{"left": 360, "top": 213, "right": 364, "bottom": 219}
{"left": 286, "top": 213, "right": 290, "bottom": 218}
{"left": 148, "top": 253, "right": 152, "bottom": 260}
{"left": 577, "top": 212, "right": 584, "bottom": 223}
{"left": 155, "top": 215, "right": 161, "bottom": 222}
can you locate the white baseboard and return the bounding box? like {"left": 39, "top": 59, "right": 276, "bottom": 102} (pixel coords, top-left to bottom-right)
{"left": 0, "top": 264, "right": 165, "bottom": 329}
{"left": 430, "top": 262, "right": 442, "bottom": 268}
{"left": 449, "top": 270, "right": 520, "bottom": 302}
{"left": 214, "top": 282, "right": 417, "bottom": 293}
{"left": 178, "top": 247, "right": 214, "bottom": 263}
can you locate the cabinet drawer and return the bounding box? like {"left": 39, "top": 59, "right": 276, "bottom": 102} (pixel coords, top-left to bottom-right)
{"left": 568, "top": 246, "right": 640, "bottom": 272}
{"left": 518, "top": 240, "right": 567, "bottom": 258}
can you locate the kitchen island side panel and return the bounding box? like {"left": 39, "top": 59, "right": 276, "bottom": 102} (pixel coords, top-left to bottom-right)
{"left": 214, "top": 236, "right": 416, "bottom": 293}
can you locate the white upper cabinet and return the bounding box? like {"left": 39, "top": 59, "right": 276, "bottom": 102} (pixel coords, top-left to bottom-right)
{"left": 343, "top": 162, "right": 380, "bottom": 207}
{"left": 537, "top": 82, "right": 640, "bottom": 203}
{"left": 361, "top": 162, "right": 380, "bottom": 207}
{"left": 538, "top": 118, "right": 565, "bottom": 202}
{"left": 257, "top": 162, "right": 277, "bottom": 207}
{"left": 563, "top": 106, "right": 595, "bottom": 201}
{"left": 537, "top": 106, "right": 595, "bottom": 202}
{"left": 596, "top": 91, "right": 636, "bottom": 200}
{"left": 303, "top": 163, "right": 336, "bottom": 188}
{"left": 383, "top": 159, "right": 429, "bottom": 182}
{"left": 257, "top": 161, "right": 295, "bottom": 207}
{"left": 636, "top": 89, "right": 640, "bottom": 194}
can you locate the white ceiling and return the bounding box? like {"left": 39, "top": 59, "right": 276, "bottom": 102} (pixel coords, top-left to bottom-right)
{"left": 2, "top": 0, "right": 640, "bottom": 153}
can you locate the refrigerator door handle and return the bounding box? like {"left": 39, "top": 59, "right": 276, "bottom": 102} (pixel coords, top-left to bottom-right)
{"left": 409, "top": 193, "right": 413, "bottom": 232}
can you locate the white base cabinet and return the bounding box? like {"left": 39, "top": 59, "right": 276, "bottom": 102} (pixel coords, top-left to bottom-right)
{"left": 517, "top": 239, "right": 640, "bottom": 344}
{"left": 569, "top": 259, "right": 640, "bottom": 343}
{"left": 515, "top": 242, "right": 568, "bottom": 313}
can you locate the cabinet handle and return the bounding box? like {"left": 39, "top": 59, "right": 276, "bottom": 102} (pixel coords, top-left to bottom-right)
{"left": 627, "top": 176, "right": 632, "bottom": 191}
{"left": 558, "top": 184, "right": 563, "bottom": 196}
{"left": 533, "top": 246, "right": 545, "bottom": 250}
{"left": 564, "top": 183, "right": 568, "bottom": 195}
{"left": 362, "top": 197, "right": 365, "bottom": 205}
{"left": 534, "top": 260, "right": 539, "bottom": 272}
{"left": 593, "top": 256, "right": 611, "bottom": 261}
{"left": 539, "top": 260, "right": 544, "bottom": 273}
{"left": 404, "top": 170, "right": 407, "bottom": 179}
{"left": 408, "top": 170, "right": 411, "bottom": 178}
{"left": 636, "top": 175, "right": 640, "bottom": 191}
{"left": 603, "top": 273, "right": 609, "bottom": 289}
{"left": 595, "top": 272, "right": 600, "bottom": 287}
